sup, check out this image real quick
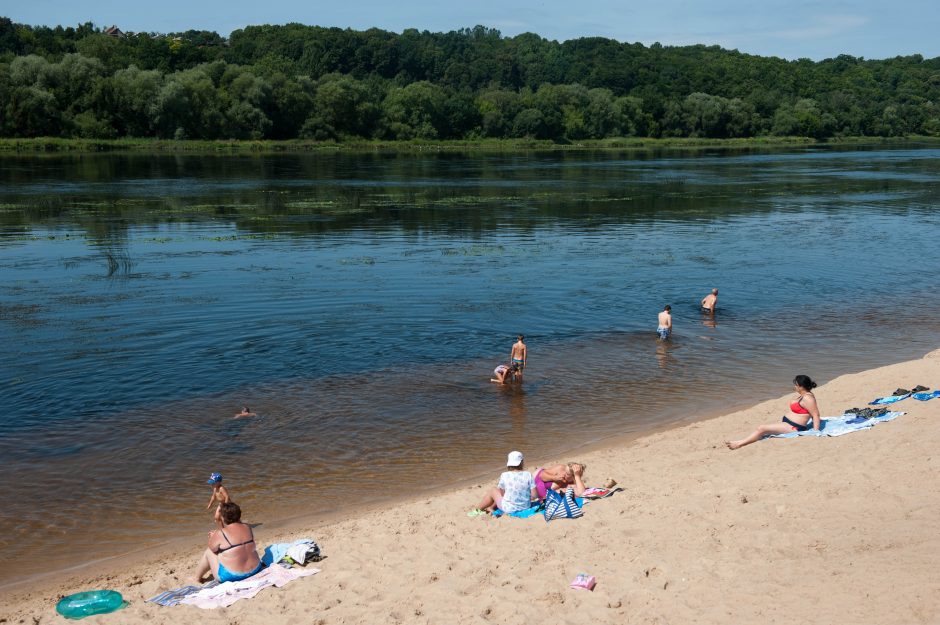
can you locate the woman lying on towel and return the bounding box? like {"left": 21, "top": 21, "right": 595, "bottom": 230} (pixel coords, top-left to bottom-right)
{"left": 193, "top": 502, "right": 264, "bottom": 584}
{"left": 531, "top": 462, "right": 587, "bottom": 501}
{"left": 726, "top": 375, "right": 821, "bottom": 450}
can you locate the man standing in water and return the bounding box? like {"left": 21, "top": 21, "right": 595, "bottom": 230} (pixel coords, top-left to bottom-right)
{"left": 510, "top": 335, "right": 527, "bottom": 380}
{"left": 657, "top": 305, "right": 672, "bottom": 340}
{"left": 701, "top": 288, "right": 719, "bottom": 312}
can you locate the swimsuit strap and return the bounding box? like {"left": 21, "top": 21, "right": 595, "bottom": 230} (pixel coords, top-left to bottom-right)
{"left": 217, "top": 526, "right": 255, "bottom": 553}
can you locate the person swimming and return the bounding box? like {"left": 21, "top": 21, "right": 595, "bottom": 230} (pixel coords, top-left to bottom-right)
{"left": 234, "top": 406, "right": 257, "bottom": 418}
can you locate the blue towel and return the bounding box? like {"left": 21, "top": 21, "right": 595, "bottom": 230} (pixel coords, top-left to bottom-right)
{"left": 492, "top": 498, "right": 585, "bottom": 518}
{"left": 912, "top": 390, "right": 940, "bottom": 401}
{"left": 492, "top": 503, "right": 541, "bottom": 518}
{"left": 869, "top": 394, "right": 911, "bottom": 405}
{"left": 771, "top": 411, "right": 903, "bottom": 438}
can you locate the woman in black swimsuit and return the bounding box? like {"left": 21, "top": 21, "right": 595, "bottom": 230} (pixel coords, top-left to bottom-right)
{"left": 192, "top": 502, "right": 263, "bottom": 584}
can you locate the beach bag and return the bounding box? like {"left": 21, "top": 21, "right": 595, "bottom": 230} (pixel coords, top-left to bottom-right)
{"left": 543, "top": 486, "right": 583, "bottom": 521}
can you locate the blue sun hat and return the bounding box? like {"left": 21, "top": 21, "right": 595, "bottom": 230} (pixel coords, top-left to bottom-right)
{"left": 207, "top": 472, "right": 223, "bottom": 485}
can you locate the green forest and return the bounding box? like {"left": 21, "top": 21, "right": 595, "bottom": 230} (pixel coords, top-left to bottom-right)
{"left": 2, "top": 18, "right": 939, "bottom": 142}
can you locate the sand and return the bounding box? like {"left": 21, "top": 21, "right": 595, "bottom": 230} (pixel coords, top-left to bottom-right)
{"left": 3, "top": 349, "right": 940, "bottom": 624}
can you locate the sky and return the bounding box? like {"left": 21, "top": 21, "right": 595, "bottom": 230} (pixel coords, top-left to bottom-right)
{"left": 5, "top": 0, "right": 939, "bottom": 61}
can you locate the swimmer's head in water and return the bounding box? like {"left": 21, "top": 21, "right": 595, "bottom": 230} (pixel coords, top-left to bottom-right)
{"left": 207, "top": 472, "right": 223, "bottom": 485}
{"left": 241, "top": 406, "right": 250, "bottom": 412}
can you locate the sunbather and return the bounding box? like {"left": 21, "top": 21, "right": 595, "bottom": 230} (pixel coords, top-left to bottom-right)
{"left": 726, "top": 375, "right": 821, "bottom": 450}
{"left": 531, "top": 462, "right": 587, "bottom": 500}
{"left": 192, "top": 502, "right": 263, "bottom": 584}
{"left": 469, "top": 451, "right": 537, "bottom": 516}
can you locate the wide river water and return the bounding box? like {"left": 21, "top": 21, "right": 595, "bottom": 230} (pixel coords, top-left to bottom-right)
{"left": 2, "top": 146, "right": 940, "bottom": 585}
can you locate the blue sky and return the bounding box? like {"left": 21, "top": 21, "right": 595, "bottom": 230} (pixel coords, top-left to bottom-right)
{"left": 6, "top": 0, "right": 939, "bottom": 61}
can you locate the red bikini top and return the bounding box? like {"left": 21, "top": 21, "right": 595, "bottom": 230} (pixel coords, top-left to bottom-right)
{"left": 789, "top": 397, "right": 810, "bottom": 415}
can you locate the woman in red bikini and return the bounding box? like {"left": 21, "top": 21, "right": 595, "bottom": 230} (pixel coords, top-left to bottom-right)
{"left": 726, "top": 375, "right": 821, "bottom": 450}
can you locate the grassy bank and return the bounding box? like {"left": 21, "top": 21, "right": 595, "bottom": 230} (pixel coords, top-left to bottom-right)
{"left": 2, "top": 135, "right": 937, "bottom": 155}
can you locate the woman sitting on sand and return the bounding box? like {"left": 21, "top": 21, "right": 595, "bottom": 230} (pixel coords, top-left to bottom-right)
{"left": 726, "top": 375, "right": 821, "bottom": 450}
{"left": 193, "top": 502, "right": 263, "bottom": 584}
{"left": 531, "top": 462, "right": 587, "bottom": 500}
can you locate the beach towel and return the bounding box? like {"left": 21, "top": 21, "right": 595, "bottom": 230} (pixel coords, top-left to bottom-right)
{"left": 492, "top": 503, "right": 543, "bottom": 518}
{"left": 262, "top": 538, "right": 321, "bottom": 566}
{"left": 912, "top": 390, "right": 940, "bottom": 401}
{"left": 582, "top": 487, "right": 624, "bottom": 499}
{"left": 179, "top": 565, "right": 320, "bottom": 609}
{"left": 771, "top": 411, "right": 903, "bottom": 439}
{"left": 869, "top": 394, "right": 911, "bottom": 405}
{"left": 146, "top": 581, "right": 219, "bottom": 607}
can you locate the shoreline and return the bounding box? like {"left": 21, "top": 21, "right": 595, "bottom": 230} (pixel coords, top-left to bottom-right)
{"left": 2, "top": 135, "right": 939, "bottom": 155}
{"left": 0, "top": 376, "right": 765, "bottom": 596}
{"left": 3, "top": 347, "right": 939, "bottom": 623}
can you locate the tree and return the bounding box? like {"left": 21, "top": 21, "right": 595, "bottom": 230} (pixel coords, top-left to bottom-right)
{"left": 6, "top": 86, "right": 62, "bottom": 136}
{"left": 109, "top": 65, "right": 163, "bottom": 136}
{"left": 151, "top": 67, "right": 224, "bottom": 138}
{"left": 380, "top": 81, "right": 446, "bottom": 139}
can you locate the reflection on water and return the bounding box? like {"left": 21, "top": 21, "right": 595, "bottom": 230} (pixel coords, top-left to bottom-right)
{"left": 2, "top": 147, "right": 940, "bottom": 583}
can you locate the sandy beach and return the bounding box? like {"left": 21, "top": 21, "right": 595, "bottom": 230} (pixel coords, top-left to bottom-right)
{"left": 3, "top": 349, "right": 939, "bottom": 624}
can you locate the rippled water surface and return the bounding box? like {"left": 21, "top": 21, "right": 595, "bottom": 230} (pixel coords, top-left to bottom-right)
{"left": 2, "top": 146, "right": 940, "bottom": 584}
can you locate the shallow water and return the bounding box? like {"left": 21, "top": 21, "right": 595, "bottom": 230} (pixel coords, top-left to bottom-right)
{"left": 2, "top": 146, "right": 940, "bottom": 584}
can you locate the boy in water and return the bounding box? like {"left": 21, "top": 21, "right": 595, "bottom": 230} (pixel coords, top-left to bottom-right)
{"left": 206, "top": 472, "right": 231, "bottom": 526}
{"left": 701, "top": 288, "right": 719, "bottom": 312}
{"left": 510, "top": 335, "right": 527, "bottom": 380}
{"left": 657, "top": 305, "right": 672, "bottom": 340}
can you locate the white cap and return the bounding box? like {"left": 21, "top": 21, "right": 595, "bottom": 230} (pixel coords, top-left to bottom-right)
{"left": 507, "top": 451, "right": 524, "bottom": 467}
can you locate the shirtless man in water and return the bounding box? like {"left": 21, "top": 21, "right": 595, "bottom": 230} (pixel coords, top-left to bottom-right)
{"left": 701, "top": 288, "right": 718, "bottom": 312}
{"left": 510, "top": 335, "right": 527, "bottom": 379}
{"left": 657, "top": 305, "right": 672, "bottom": 340}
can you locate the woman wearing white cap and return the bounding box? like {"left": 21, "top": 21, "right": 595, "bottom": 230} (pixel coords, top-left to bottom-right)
{"left": 468, "top": 451, "right": 537, "bottom": 516}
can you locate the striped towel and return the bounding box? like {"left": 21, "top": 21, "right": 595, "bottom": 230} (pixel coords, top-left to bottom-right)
{"left": 146, "top": 581, "right": 219, "bottom": 607}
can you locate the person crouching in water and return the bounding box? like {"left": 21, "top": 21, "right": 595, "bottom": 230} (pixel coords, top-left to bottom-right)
{"left": 491, "top": 362, "right": 522, "bottom": 384}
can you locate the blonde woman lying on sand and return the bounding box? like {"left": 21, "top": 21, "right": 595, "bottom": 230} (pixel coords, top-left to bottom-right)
{"left": 726, "top": 375, "right": 821, "bottom": 450}
{"left": 532, "top": 462, "right": 587, "bottom": 500}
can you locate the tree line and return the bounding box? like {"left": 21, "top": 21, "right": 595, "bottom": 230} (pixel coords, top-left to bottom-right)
{"left": 2, "top": 18, "right": 939, "bottom": 141}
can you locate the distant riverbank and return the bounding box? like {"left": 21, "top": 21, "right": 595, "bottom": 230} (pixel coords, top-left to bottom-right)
{"left": 3, "top": 135, "right": 938, "bottom": 154}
